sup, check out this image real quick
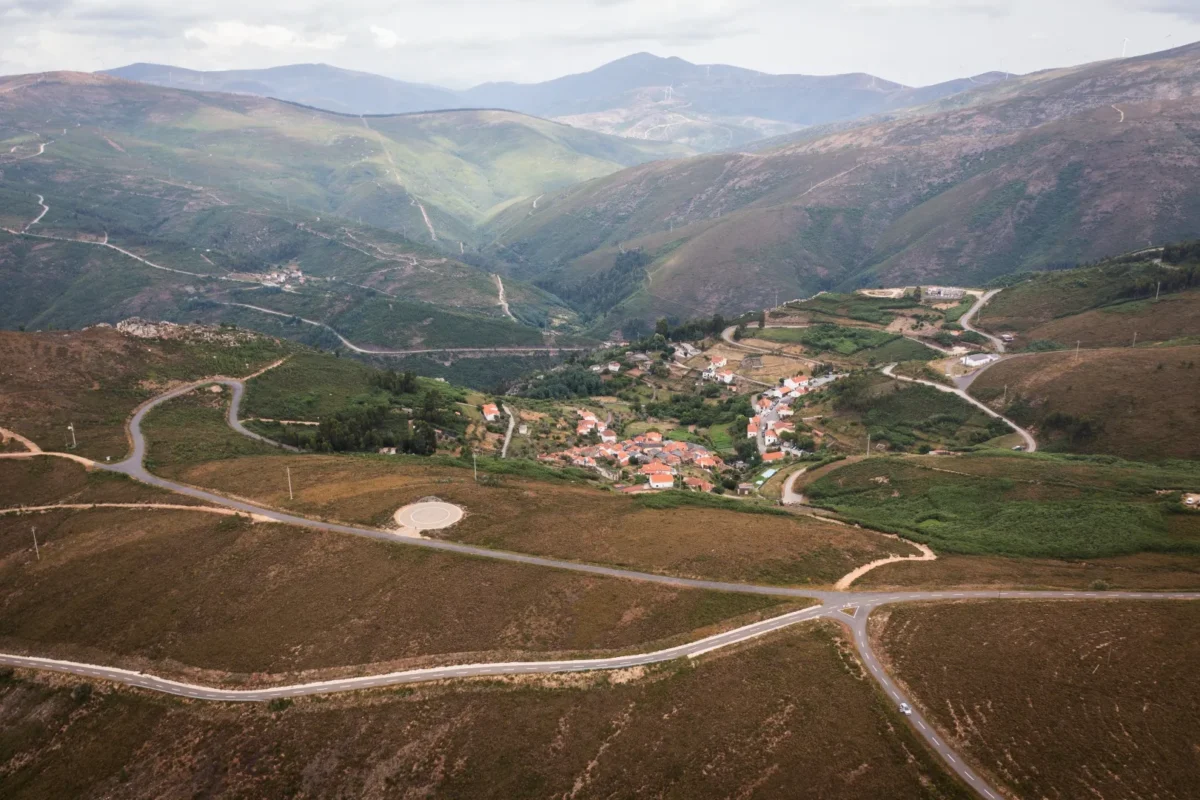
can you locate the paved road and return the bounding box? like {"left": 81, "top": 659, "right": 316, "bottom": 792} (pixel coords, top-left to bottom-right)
{"left": 960, "top": 289, "right": 1006, "bottom": 353}
{"left": 500, "top": 403, "right": 516, "bottom": 459}
{"left": 16, "top": 375, "right": 1200, "bottom": 799}
{"left": 882, "top": 364, "right": 1037, "bottom": 452}
{"left": 494, "top": 274, "right": 516, "bottom": 321}
{"left": 224, "top": 302, "right": 586, "bottom": 357}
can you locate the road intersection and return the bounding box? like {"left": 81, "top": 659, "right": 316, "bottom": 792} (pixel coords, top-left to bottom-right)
{"left": 3, "top": 372, "right": 1198, "bottom": 799}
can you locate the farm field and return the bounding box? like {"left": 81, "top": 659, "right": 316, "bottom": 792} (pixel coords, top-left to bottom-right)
{"left": 164, "top": 451, "right": 918, "bottom": 587}
{"left": 969, "top": 346, "right": 1200, "bottom": 460}
{"left": 805, "top": 453, "right": 1200, "bottom": 558}
{"left": 0, "top": 622, "right": 969, "bottom": 800}
{"left": 0, "top": 493, "right": 786, "bottom": 686}
{"left": 875, "top": 601, "right": 1200, "bottom": 800}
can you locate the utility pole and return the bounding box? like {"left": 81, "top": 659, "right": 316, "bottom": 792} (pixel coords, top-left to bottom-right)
{"left": 31, "top": 526, "right": 40, "bottom": 561}
{"left": 286, "top": 466, "right": 293, "bottom": 501}
{"left": 866, "top": 433, "right": 871, "bottom": 457}
{"left": 473, "top": 452, "right": 478, "bottom": 482}
{"left": 67, "top": 423, "right": 76, "bottom": 449}
{"left": 1155, "top": 281, "right": 1161, "bottom": 302}
{"left": 1003, "top": 384, "right": 1008, "bottom": 405}
{"left": 1132, "top": 331, "right": 1138, "bottom": 348}
{"left": 1076, "top": 341, "right": 1081, "bottom": 362}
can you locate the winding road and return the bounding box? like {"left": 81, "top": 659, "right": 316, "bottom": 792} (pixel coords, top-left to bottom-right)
{"left": 500, "top": 403, "right": 517, "bottom": 458}
{"left": 959, "top": 289, "right": 1007, "bottom": 353}
{"left": 223, "top": 302, "right": 585, "bottom": 357}
{"left": 4, "top": 371, "right": 1197, "bottom": 799}
{"left": 882, "top": 363, "right": 1037, "bottom": 452}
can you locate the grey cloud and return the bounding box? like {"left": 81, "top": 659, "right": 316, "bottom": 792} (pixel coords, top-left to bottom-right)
{"left": 1148, "top": 2, "right": 1200, "bottom": 23}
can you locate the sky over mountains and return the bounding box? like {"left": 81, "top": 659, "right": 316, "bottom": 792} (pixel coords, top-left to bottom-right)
{"left": 3, "top": 0, "right": 1199, "bottom": 88}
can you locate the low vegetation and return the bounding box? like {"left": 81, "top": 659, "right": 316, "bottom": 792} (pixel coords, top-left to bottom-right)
{"left": 969, "top": 346, "right": 1200, "bottom": 460}
{"left": 805, "top": 453, "right": 1200, "bottom": 558}
{"left": 0, "top": 501, "right": 785, "bottom": 683}
{"left": 0, "top": 327, "right": 291, "bottom": 460}
{"left": 829, "top": 373, "right": 1009, "bottom": 452}
{"left": 754, "top": 324, "right": 895, "bottom": 355}
{"left": 166, "top": 453, "right": 918, "bottom": 587}
{"left": 0, "top": 623, "right": 969, "bottom": 799}
{"left": 877, "top": 601, "right": 1200, "bottom": 800}
{"left": 786, "top": 292, "right": 919, "bottom": 325}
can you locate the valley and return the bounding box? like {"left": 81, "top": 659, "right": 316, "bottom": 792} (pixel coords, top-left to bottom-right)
{"left": 5, "top": 29, "right": 1200, "bottom": 800}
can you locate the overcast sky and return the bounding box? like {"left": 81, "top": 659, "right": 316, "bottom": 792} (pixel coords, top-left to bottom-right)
{"left": 2, "top": 0, "right": 1198, "bottom": 88}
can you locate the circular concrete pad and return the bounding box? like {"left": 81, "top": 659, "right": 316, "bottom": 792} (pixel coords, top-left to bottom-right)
{"left": 393, "top": 501, "right": 463, "bottom": 531}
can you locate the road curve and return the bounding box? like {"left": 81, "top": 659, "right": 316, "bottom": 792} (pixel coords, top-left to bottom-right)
{"left": 882, "top": 364, "right": 1037, "bottom": 453}
{"left": 15, "top": 376, "right": 1200, "bottom": 800}
{"left": 959, "top": 289, "right": 1006, "bottom": 353}
{"left": 0, "top": 605, "right": 829, "bottom": 702}
{"left": 224, "top": 302, "right": 585, "bottom": 357}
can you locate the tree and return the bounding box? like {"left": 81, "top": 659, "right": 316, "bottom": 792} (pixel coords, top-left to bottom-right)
{"left": 655, "top": 318, "right": 670, "bottom": 337}
{"left": 757, "top": 311, "right": 766, "bottom": 329}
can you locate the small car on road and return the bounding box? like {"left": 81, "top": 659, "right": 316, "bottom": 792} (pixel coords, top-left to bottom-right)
{"left": 899, "top": 703, "right": 913, "bottom": 716}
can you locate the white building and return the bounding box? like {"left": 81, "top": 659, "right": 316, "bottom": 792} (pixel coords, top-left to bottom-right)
{"left": 961, "top": 353, "right": 999, "bottom": 368}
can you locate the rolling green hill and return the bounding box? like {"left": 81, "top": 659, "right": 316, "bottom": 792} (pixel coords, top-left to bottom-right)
{"left": 486, "top": 42, "right": 1200, "bottom": 330}
{"left": 0, "top": 72, "right": 641, "bottom": 351}
{"left": 974, "top": 245, "right": 1200, "bottom": 349}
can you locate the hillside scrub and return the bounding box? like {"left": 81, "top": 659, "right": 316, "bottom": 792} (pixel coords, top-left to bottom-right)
{"left": 805, "top": 455, "right": 1200, "bottom": 559}
{"left": 755, "top": 324, "right": 896, "bottom": 355}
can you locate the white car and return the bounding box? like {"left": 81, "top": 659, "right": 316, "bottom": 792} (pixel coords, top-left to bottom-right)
{"left": 899, "top": 703, "right": 913, "bottom": 716}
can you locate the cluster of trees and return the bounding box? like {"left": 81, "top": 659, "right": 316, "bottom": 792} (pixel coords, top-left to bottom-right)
{"left": 1042, "top": 411, "right": 1104, "bottom": 444}
{"left": 542, "top": 249, "right": 651, "bottom": 317}
{"left": 1161, "top": 240, "right": 1200, "bottom": 265}
{"left": 275, "top": 403, "right": 439, "bottom": 455}
{"left": 646, "top": 392, "right": 751, "bottom": 428}
{"left": 652, "top": 313, "right": 731, "bottom": 343}
{"left": 370, "top": 369, "right": 420, "bottom": 395}
{"left": 521, "top": 366, "right": 607, "bottom": 399}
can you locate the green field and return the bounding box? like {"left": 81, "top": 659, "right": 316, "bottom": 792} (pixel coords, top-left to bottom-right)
{"left": 829, "top": 374, "right": 1010, "bottom": 452}
{"left": 755, "top": 324, "right": 896, "bottom": 355}
{"left": 786, "top": 292, "right": 920, "bottom": 325}
{"left": 806, "top": 453, "right": 1200, "bottom": 558}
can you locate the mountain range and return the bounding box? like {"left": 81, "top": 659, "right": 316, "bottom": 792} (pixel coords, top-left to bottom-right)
{"left": 487, "top": 42, "right": 1200, "bottom": 334}
{"left": 104, "top": 55, "right": 1008, "bottom": 152}
{"left": 4, "top": 42, "right": 1200, "bottom": 350}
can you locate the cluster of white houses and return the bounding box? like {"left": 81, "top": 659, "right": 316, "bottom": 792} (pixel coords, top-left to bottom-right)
{"left": 542, "top": 410, "right": 724, "bottom": 492}
{"left": 702, "top": 356, "right": 736, "bottom": 384}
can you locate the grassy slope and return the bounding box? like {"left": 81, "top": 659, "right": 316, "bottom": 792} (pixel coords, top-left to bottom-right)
{"left": 805, "top": 453, "right": 1200, "bottom": 558}
{"left": 975, "top": 258, "right": 1200, "bottom": 344}
{"left": 0, "top": 327, "right": 291, "bottom": 460}
{"left": 489, "top": 46, "right": 1200, "bottom": 323}
{"left": 0, "top": 623, "right": 968, "bottom": 800}
{"left": 161, "top": 450, "right": 917, "bottom": 587}
{"left": 878, "top": 601, "right": 1200, "bottom": 800}
{"left": 0, "top": 504, "right": 780, "bottom": 683}
{"left": 0, "top": 74, "right": 597, "bottom": 350}
{"left": 969, "top": 346, "right": 1200, "bottom": 460}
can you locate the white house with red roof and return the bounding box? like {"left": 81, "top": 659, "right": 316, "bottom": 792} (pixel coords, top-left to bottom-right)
{"left": 648, "top": 473, "right": 675, "bottom": 490}
{"left": 482, "top": 403, "right": 501, "bottom": 422}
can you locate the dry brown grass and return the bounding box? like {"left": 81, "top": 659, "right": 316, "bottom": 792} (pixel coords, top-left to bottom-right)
{"left": 969, "top": 346, "right": 1200, "bottom": 460}
{"left": 0, "top": 506, "right": 789, "bottom": 685}
{"left": 0, "top": 622, "right": 971, "bottom": 800}
{"left": 0, "top": 328, "right": 287, "bottom": 461}
{"left": 875, "top": 600, "right": 1200, "bottom": 800}
{"left": 1013, "top": 290, "right": 1200, "bottom": 348}
{"left": 0, "top": 457, "right": 196, "bottom": 508}
{"left": 174, "top": 453, "right": 918, "bottom": 587}
{"left": 856, "top": 551, "right": 1200, "bottom": 591}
